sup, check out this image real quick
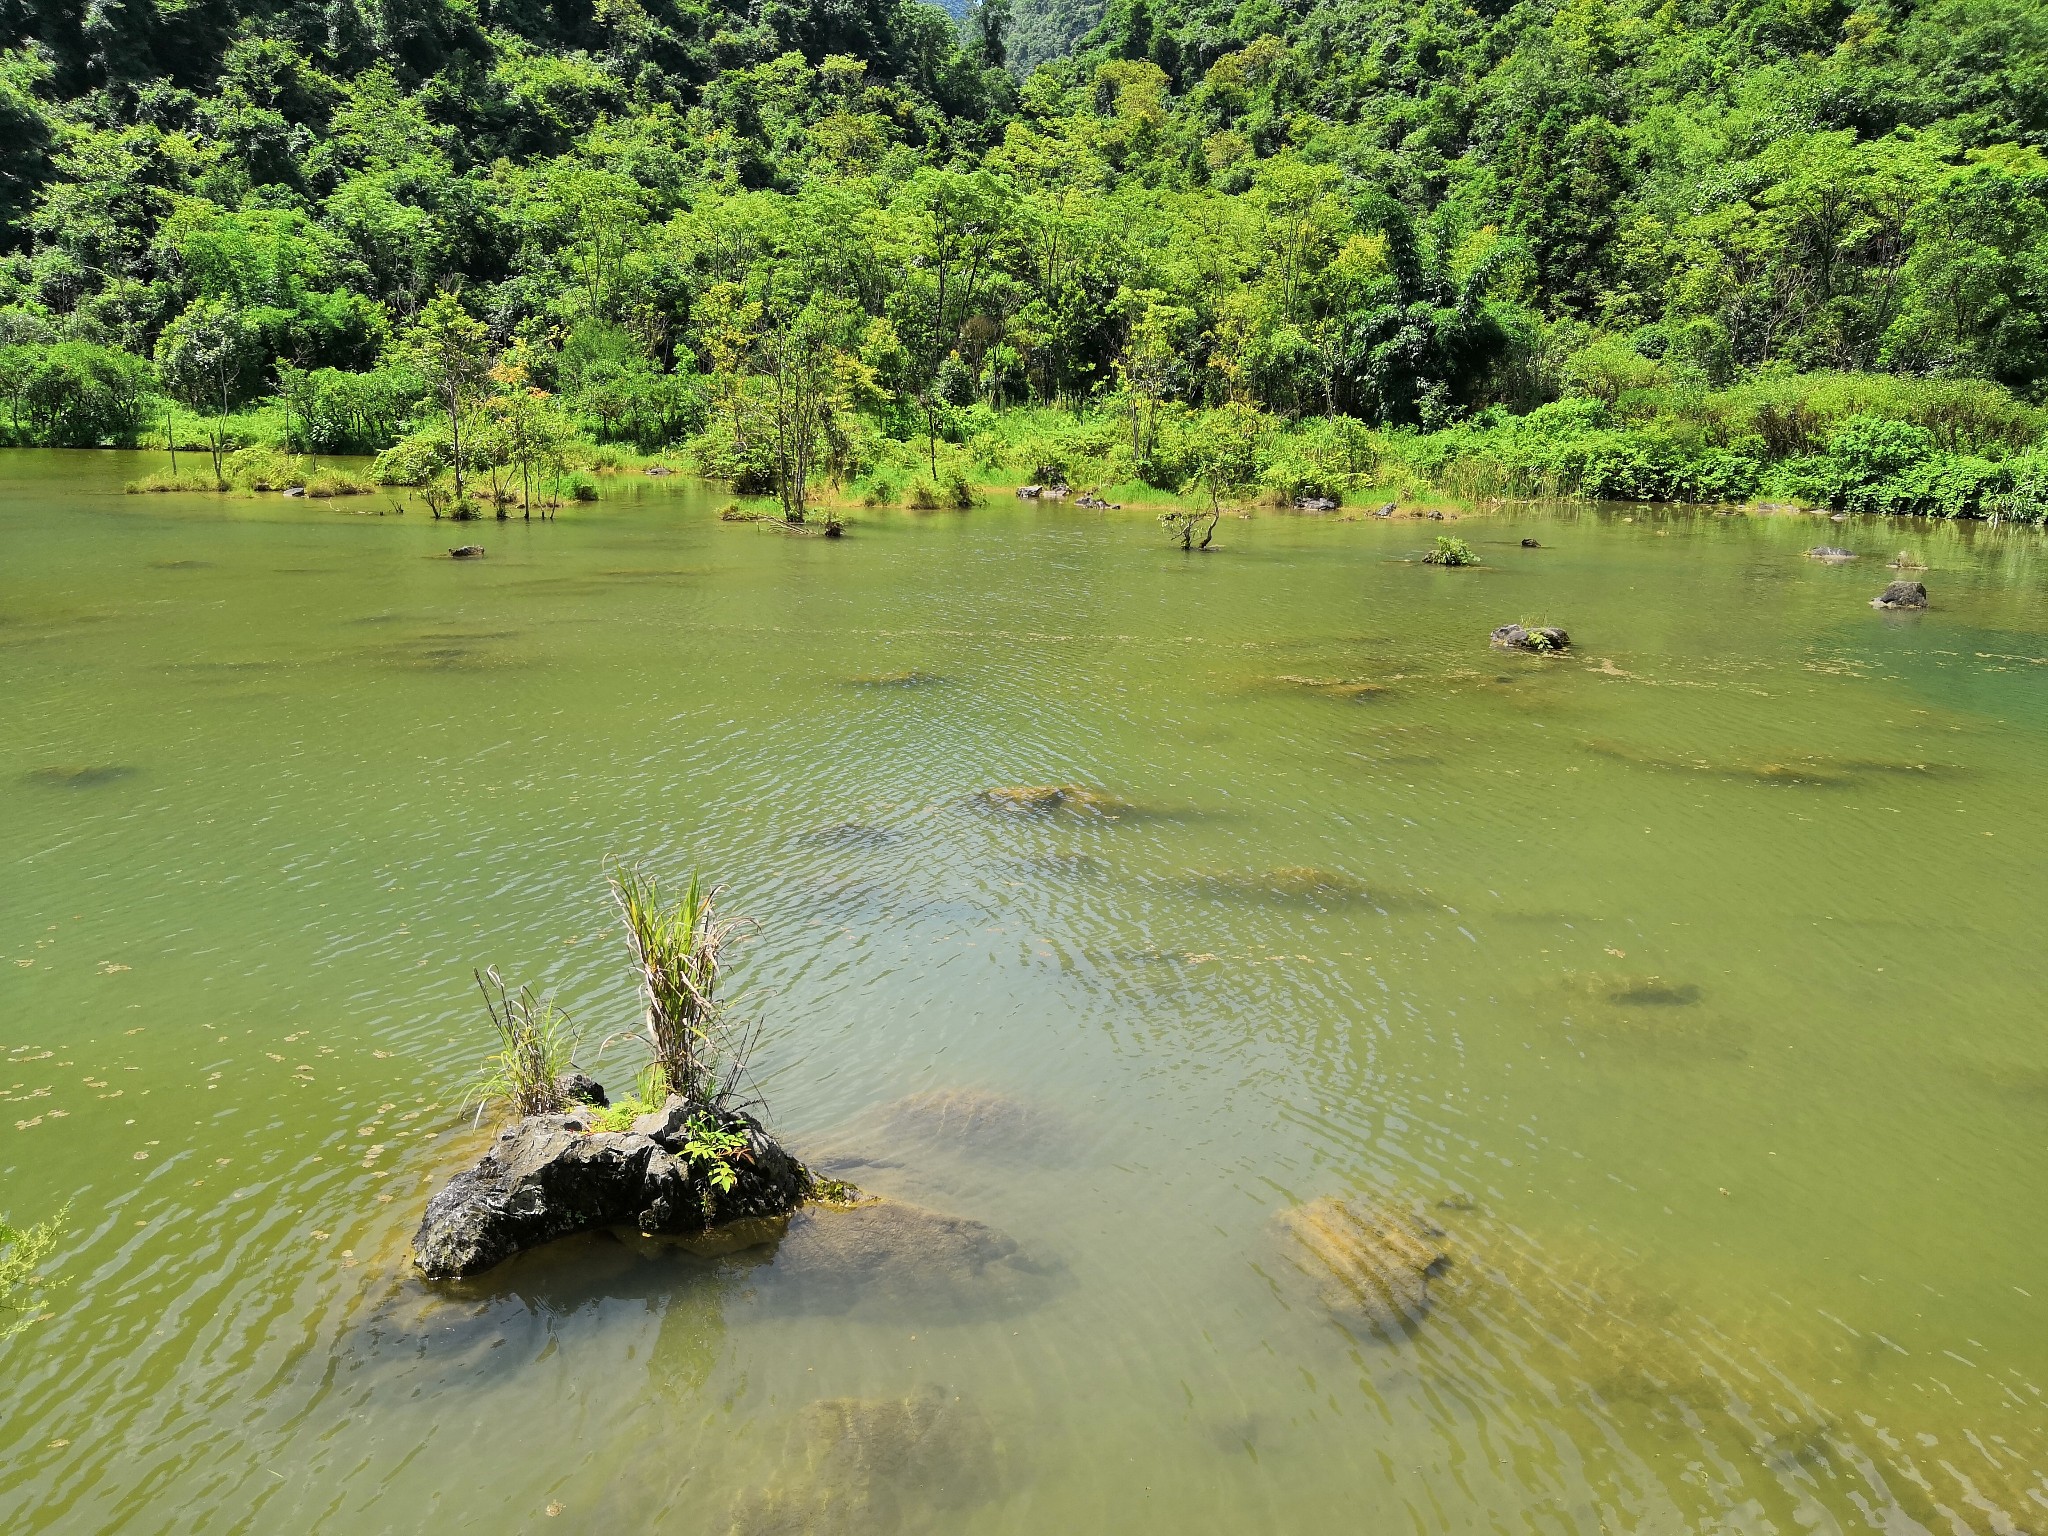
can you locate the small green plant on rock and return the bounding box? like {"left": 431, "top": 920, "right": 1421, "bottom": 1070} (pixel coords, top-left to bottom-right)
{"left": 1423, "top": 535, "right": 1478, "bottom": 566}
{"left": 588, "top": 1063, "right": 666, "bottom": 1131}
{"left": 466, "top": 967, "right": 579, "bottom": 1122}
{"left": 1518, "top": 621, "right": 1560, "bottom": 652}
{"left": 682, "top": 1114, "right": 750, "bottom": 1196}
{"left": 1, "top": 1205, "right": 67, "bottom": 1341}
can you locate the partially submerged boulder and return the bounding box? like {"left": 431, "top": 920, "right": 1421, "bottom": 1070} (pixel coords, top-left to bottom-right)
{"left": 449, "top": 544, "right": 484, "bottom": 558}
{"left": 411, "top": 1099, "right": 809, "bottom": 1279}
{"left": 1278, "top": 1196, "right": 1451, "bottom": 1335}
{"left": 1807, "top": 545, "right": 1857, "bottom": 561}
{"left": 1491, "top": 623, "right": 1570, "bottom": 653}
{"left": 1873, "top": 579, "right": 1928, "bottom": 610}
{"left": 976, "top": 784, "right": 1134, "bottom": 816}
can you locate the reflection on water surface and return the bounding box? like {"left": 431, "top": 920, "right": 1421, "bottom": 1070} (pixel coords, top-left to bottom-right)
{"left": 3, "top": 452, "right": 2047, "bottom": 1532}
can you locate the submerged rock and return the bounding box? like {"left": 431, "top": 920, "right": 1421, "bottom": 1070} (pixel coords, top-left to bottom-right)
{"left": 976, "top": 784, "right": 1134, "bottom": 817}
{"left": 1271, "top": 674, "right": 1391, "bottom": 700}
{"left": 22, "top": 763, "right": 137, "bottom": 788}
{"left": 1491, "top": 623, "right": 1571, "bottom": 653}
{"left": 411, "top": 1100, "right": 809, "bottom": 1279}
{"left": 1520, "top": 537, "right": 1542, "bottom": 547}
{"left": 448, "top": 544, "right": 485, "bottom": 558}
{"left": 871, "top": 1088, "right": 1069, "bottom": 1162}
{"left": 1278, "top": 1196, "right": 1451, "bottom": 1335}
{"left": 1873, "top": 579, "right": 1928, "bottom": 610}
{"left": 758, "top": 1199, "right": 1058, "bottom": 1318}
{"left": 728, "top": 1386, "right": 999, "bottom": 1536}
{"left": 1807, "top": 545, "right": 1857, "bottom": 561}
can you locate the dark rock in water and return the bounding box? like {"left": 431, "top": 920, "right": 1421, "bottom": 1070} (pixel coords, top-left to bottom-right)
{"left": 1014, "top": 484, "right": 1041, "bottom": 498}
{"left": 757, "top": 1199, "right": 1058, "bottom": 1318}
{"left": 555, "top": 1070, "right": 608, "bottom": 1107}
{"left": 976, "top": 783, "right": 1134, "bottom": 816}
{"left": 449, "top": 545, "right": 485, "bottom": 559}
{"left": 1294, "top": 495, "right": 1338, "bottom": 512}
{"left": 1607, "top": 981, "right": 1701, "bottom": 1007}
{"left": 1873, "top": 579, "right": 1927, "bottom": 610}
{"left": 1278, "top": 1196, "right": 1451, "bottom": 1336}
{"left": 729, "top": 1386, "right": 999, "bottom": 1536}
{"left": 1491, "top": 623, "right": 1570, "bottom": 653}
{"left": 282, "top": 486, "right": 307, "bottom": 498}
{"left": 1520, "top": 537, "right": 1541, "bottom": 547}
{"left": 1373, "top": 502, "right": 1396, "bottom": 517}
{"left": 1807, "top": 545, "right": 1856, "bottom": 561}
{"left": 411, "top": 1100, "right": 809, "bottom": 1279}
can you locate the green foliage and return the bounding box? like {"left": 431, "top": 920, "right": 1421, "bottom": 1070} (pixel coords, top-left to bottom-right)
{"left": 0, "top": 0, "right": 2031, "bottom": 514}
{"left": 1423, "top": 535, "right": 1479, "bottom": 566}
{"left": 681, "top": 1116, "right": 751, "bottom": 1198}
{"left": 0, "top": 341, "right": 152, "bottom": 446}
{"left": 1, "top": 1204, "right": 66, "bottom": 1341}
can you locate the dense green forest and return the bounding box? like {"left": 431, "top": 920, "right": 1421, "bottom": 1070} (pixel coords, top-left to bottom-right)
{"left": 2, "top": 0, "right": 2046, "bottom": 517}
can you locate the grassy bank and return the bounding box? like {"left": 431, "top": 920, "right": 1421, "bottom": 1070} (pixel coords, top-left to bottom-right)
{"left": 723, "top": 374, "right": 2048, "bottom": 525}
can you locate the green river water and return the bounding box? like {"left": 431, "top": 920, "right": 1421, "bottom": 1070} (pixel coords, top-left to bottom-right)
{"left": 4, "top": 451, "right": 2047, "bottom": 1534}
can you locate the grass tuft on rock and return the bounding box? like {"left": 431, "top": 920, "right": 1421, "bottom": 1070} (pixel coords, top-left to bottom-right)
{"left": 466, "top": 967, "right": 578, "bottom": 1122}
{"left": 607, "top": 862, "right": 758, "bottom": 1109}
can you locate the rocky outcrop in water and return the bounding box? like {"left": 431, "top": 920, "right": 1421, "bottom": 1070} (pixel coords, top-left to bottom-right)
{"left": 411, "top": 1098, "right": 809, "bottom": 1279}
{"left": 1491, "top": 623, "right": 1570, "bottom": 653}
{"left": 1873, "top": 579, "right": 1928, "bottom": 609}
{"left": 449, "top": 544, "right": 485, "bottom": 558}
{"left": 1807, "top": 545, "right": 1857, "bottom": 561}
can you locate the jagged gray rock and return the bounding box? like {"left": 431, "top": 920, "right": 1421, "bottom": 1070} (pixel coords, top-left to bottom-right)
{"left": 554, "top": 1070, "right": 608, "bottom": 1107}
{"left": 1873, "top": 579, "right": 1928, "bottom": 609}
{"left": 411, "top": 1099, "right": 809, "bottom": 1279}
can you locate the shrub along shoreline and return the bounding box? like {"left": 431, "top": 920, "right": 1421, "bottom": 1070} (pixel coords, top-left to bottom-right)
{"left": 77, "top": 366, "right": 2048, "bottom": 525}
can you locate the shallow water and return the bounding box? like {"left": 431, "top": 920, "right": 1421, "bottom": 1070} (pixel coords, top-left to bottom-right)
{"left": 5, "top": 452, "right": 2048, "bottom": 1533}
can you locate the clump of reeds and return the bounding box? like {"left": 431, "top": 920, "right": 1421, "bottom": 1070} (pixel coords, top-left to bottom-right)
{"left": 607, "top": 863, "right": 758, "bottom": 1109}
{"left": 466, "top": 967, "right": 578, "bottom": 1122}
{"left": 1, "top": 1204, "right": 67, "bottom": 1340}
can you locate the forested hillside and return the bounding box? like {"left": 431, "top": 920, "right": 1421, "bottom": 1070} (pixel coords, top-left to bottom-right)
{"left": 1, "top": 0, "right": 2045, "bottom": 517}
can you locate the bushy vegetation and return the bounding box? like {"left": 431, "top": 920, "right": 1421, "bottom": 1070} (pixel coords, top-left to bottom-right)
{"left": 0, "top": 0, "right": 2040, "bottom": 516}
{"left": 0, "top": 1205, "right": 65, "bottom": 1341}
